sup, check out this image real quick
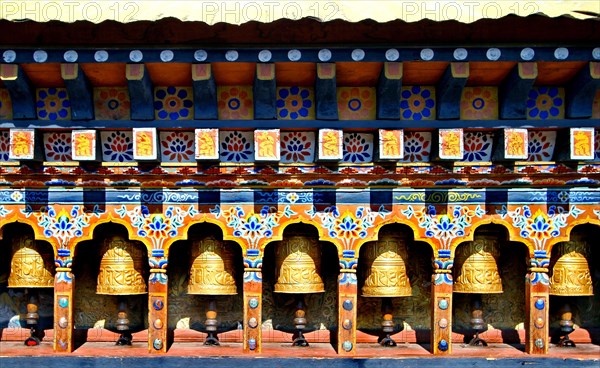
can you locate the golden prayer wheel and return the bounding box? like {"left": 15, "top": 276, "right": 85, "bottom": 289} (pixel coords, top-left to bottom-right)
{"left": 454, "top": 234, "right": 503, "bottom": 294}
{"left": 361, "top": 233, "right": 412, "bottom": 297}
{"left": 550, "top": 241, "right": 593, "bottom": 296}
{"left": 274, "top": 235, "right": 324, "bottom": 294}
{"left": 8, "top": 234, "right": 55, "bottom": 288}
{"left": 188, "top": 236, "right": 237, "bottom": 295}
{"left": 96, "top": 235, "right": 147, "bottom": 295}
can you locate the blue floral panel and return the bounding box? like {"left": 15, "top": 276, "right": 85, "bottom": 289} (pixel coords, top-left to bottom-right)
{"left": 526, "top": 87, "right": 564, "bottom": 120}
{"left": 154, "top": 87, "right": 193, "bottom": 120}
{"left": 36, "top": 88, "right": 71, "bottom": 120}
{"left": 342, "top": 132, "right": 373, "bottom": 163}
{"left": 276, "top": 87, "right": 315, "bottom": 120}
{"left": 219, "top": 130, "right": 254, "bottom": 163}
{"left": 400, "top": 86, "right": 436, "bottom": 120}
{"left": 461, "top": 132, "right": 494, "bottom": 162}
{"left": 101, "top": 131, "right": 134, "bottom": 162}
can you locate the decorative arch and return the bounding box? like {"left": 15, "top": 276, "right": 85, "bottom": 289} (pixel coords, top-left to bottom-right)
{"left": 452, "top": 218, "right": 535, "bottom": 256}
{"left": 263, "top": 217, "right": 343, "bottom": 256}
{"left": 547, "top": 217, "right": 600, "bottom": 253}
{"left": 354, "top": 217, "right": 437, "bottom": 256}
{"left": 0, "top": 218, "right": 59, "bottom": 258}
{"left": 73, "top": 216, "right": 152, "bottom": 255}
{"left": 162, "top": 217, "right": 245, "bottom": 257}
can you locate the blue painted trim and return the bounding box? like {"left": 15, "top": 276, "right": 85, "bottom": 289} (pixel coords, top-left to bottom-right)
{"left": 376, "top": 65, "right": 402, "bottom": 119}
{"left": 2, "top": 118, "right": 598, "bottom": 129}
{"left": 500, "top": 64, "right": 537, "bottom": 119}
{"left": 436, "top": 64, "right": 468, "bottom": 120}
{"left": 127, "top": 64, "right": 155, "bottom": 121}
{"left": 253, "top": 65, "right": 277, "bottom": 120}
{"left": 193, "top": 65, "right": 218, "bottom": 120}
{"left": 62, "top": 65, "right": 94, "bottom": 120}
{"left": 315, "top": 65, "right": 338, "bottom": 120}
{"left": 0, "top": 47, "right": 597, "bottom": 63}
{"left": 567, "top": 63, "right": 600, "bottom": 119}
{"left": 1, "top": 65, "right": 36, "bottom": 119}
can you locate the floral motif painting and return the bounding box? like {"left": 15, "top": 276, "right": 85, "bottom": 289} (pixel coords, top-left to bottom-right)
{"left": 0, "top": 130, "right": 12, "bottom": 162}
{"left": 219, "top": 130, "right": 254, "bottom": 163}
{"left": 337, "top": 87, "right": 376, "bottom": 120}
{"left": 101, "top": 131, "right": 134, "bottom": 162}
{"left": 0, "top": 88, "right": 12, "bottom": 119}
{"left": 528, "top": 130, "right": 557, "bottom": 161}
{"left": 154, "top": 87, "right": 193, "bottom": 120}
{"left": 400, "top": 86, "right": 436, "bottom": 120}
{"left": 526, "top": 87, "right": 564, "bottom": 120}
{"left": 595, "top": 130, "right": 600, "bottom": 161}
{"left": 159, "top": 131, "right": 195, "bottom": 163}
{"left": 461, "top": 132, "right": 494, "bottom": 162}
{"left": 94, "top": 87, "right": 130, "bottom": 120}
{"left": 342, "top": 132, "right": 373, "bottom": 163}
{"left": 460, "top": 87, "right": 498, "bottom": 120}
{"left": 280, "top": 131, "right": 315, "bottom": 164}
{"left": 218, "top": 86, "right": 253, "bottom": 120}
{"left": 403, "top": 131, "right": 432, "bottom": 162}
{"left": 36, "top": 88, "right": 71, "bottom": 120}
{"left": 43, "top": 132, "right": 72, "bottom": 162}
{"left": 276, "top": 86, "right": 315, "bottom": 120}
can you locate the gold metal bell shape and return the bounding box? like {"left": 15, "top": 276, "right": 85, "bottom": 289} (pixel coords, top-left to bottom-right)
{"left": 361, "top": 233, "right": 412, "bottom": 297}
{"left": 8, "top": 234, "right": 54, "bottom": 288}
{"left": 188, "top": 236, "right": 237, "bottom": 295}
{"left": 274, "top": 235, "right": 324, "bottom": 294}
{"left": 97, "top": 235, "right": 147, "bottom": 295}
{"left": 550, "top": 241, "right": 593, "bottom": 296}
{"left": 454, "top": 235, "right": 503, "bottom": 294}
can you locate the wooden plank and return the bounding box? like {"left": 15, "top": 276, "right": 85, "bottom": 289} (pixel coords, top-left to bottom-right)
{"left": 500, "top": 63, "right": 538, "bottom": 119}
{"left": 80, "top": 63, "right": 127, "bottom": 87}
{"left": 61, "top": 64, "right": 94, "bottom": 120}
{"left": 145, "top": 63, "right": 192, "bottom": 87}
{"left": 335, "top": 62, "right": 382, "bottom": 86}
{"left": 275, "top": 62, "right": 315, "bottom": 86}
{"left": 0, "top": 64, "right": 36, "bottom": 119}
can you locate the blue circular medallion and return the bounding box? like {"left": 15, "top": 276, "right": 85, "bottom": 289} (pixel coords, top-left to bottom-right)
{"left": 249, "top": 298, "right": 259, "bottom": 309}
{"left": 438, "top": 299, "right": 448, "bottom": 310}
{"left": 535, "top": 338, "right": 544, "bottom": 349}
{"left": 153, "top": 338, "right": 163, "bottom": 350}
{"left": 343, "top": 300, "right": 353, "bottom": 311}
{"left": 58, "top": 297, "right": 69, "bottom": 308}
{"left": 248, "top": 338, "right": 257, "bottom": 350}
{"left": 342, "top": 341, "right": 353, "bottom": 352}
{"left": 438, "top": 339, "right": 448, "bottom": 351}
{"left": 153, "top": 299, "right": 164, "bottom": 311}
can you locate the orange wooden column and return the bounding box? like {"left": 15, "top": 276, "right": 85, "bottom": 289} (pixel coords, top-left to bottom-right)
{"left": 243, "top": 255, "right": 262, "bottom": 353}
{"left": 148, "top": 257, "right": 168, "bottom": 353}
{"left": 525, "top": 256, "right": 550, "bottom": 354}
{"left": 431, "top": 257, "right": 453, "bottom": 355}
{"left": 53, "top": 253, "right": 74, "bottom": 353}
{"left": 337, "top": 256, "right": 358, "bottom": 355}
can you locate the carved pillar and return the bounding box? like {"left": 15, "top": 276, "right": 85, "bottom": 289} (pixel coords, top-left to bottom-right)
{"left": 53, "top": 252, "right": 74, "bottom": 353}
{"left": 243, "top": 253, "right": 262, "bottom": 353}
{"left": 525, "top": 255, "right": 550, "bottom": 354}
{"left": 337, "top": 256, "right": 358, "bottom": 355}
{"left": 148, "top": 256, "right": 168, "bottom": 353}
{"left": 431, "top": 256, "right": 453, "bottom": 355}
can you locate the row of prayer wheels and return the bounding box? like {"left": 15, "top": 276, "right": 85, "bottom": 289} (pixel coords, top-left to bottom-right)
{"left": 2, "top": 224, "right": 595, "bottom": 348}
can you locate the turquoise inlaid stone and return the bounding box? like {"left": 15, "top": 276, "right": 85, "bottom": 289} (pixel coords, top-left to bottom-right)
{"left": 535, "top": 338, "right": 544, "bottom": 349}
{"left": 535, "top": 298, "right": 545, "bottom": 310}
{"left": 438, "top": 299, "right": 448, "bottom": 310}
{"left": 153, "top": 338, "right": 163, "bottom": 350}
{"left": 343, "top": 299, "right": 353, "bottom": 311}
{"left": 249, "top": 298, "right": 259, "bottom": 309}
{"left": 248, "top": 338, "right": 257, "bottom": 350}
{"left": 153, "top": 299, "right": 164, "bottom": 311}
{"left": 438, "top": 339, "right": 449, "bottom": 351}
{"left": 58, "top": 297, "right": 69, "bottom": 308}
{"left": 342, "top": 341, "right": 353, "bottom": 352}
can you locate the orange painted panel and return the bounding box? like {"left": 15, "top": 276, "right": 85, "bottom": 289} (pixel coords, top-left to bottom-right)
{"left": 535, "top": 61, "right": 587, "bottom": 85}
{"left": 212, "top": 62, "right": 256, "bottom": 85}
{"left": 146, "top": 63, "right": 192, "bottom": 86}
{"left": 80, "top": 63, "right": 127, "bottom": 87}
{"left": 336, "top": 62, "right": 382, "bottom": 86}
{"left": 467, "top": 62, "right": 515, "bottom": 86}
{"left": 403, "top": 62, "right": 449, "bottom": 85}
{"left": 275, "top": 62, "right": 315, "bottom": 86}
{"left": 21, "top": 63, "right": 64, "bottom": 87}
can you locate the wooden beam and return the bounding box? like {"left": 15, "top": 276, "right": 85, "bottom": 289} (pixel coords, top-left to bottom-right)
{"left": 376, "top": 62, "right": 402, "bottom": 120}
{"left": 315, "top": 63, "right": 338, "bottom": 120}
{"left": 566, "top": 62, "right": 600, "bottom": 118}
{"left": 436, "top": 62, "right": 469, "bottom": 120}
{"left": 192, "top": 64, "right": 218, "bottom": 120}
{"left": 61, "top": 64, "right": 94, "bottom": 120}
{"left": 126, "top": 64, "right": 154, "bottom": 120}
{"left": 253, "top": 63, "right": 276, "bottom": 119}
{"left": 0, "top": 64, "right": 36, "bottom": 119}
{"left": 499, "top": 63, "right": 537, "bottom": 119}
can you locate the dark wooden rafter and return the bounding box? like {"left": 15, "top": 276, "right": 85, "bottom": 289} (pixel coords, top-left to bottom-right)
{"left": 0, "top": 64, "right": 36, "bottom": 119}
{"left": 376, "top": 62, "right": 402, "bottom": 120}
{"left": 436, "top": 62, "right": 469, "bottom": 120}
{"left": 566, "top": 62, "right": 600, "bottom": 118}
{"left": 126, "top": 63, "right": 154, "bottom": 120}
{"left": 61, "top": 63, "right": 94, "bottom": 120}
{"left": 500, "top": 63, "right": 538, "bottom": 119}
{"left": 253, "top": 63, "right": 276, "bottom": 119}
{"left": 315, "top": 63, "right": 338, "bottom": 120}
{"left": 192, "top": 64, "right": 218, "bottom": 120}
